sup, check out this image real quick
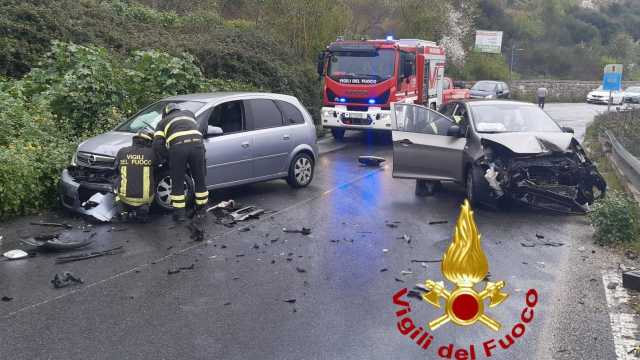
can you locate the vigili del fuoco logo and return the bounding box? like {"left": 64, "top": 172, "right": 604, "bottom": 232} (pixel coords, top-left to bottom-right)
{"left": 392, "top": 200, "right": 540, "bottom": 359}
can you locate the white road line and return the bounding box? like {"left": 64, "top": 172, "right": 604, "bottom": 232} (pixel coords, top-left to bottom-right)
{"left": 602, "top": 270, "right": 640, "bottom": 359}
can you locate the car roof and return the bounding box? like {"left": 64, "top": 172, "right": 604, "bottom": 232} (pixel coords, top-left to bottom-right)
{"left": 164, "top": 92, "right": 299, "bottom": 104}
{"left": 458, "top": 99, "right": 536, "bottom": 106}
{"left": 474, "top": 80, "right": 500, "bottom": 84}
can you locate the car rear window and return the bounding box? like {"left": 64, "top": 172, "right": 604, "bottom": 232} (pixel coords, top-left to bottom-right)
{"left": 246, "top": 99, "right": 284, "bottom": 130}
{"left": 276, "top": 100, "right": 305, "bottom": 125}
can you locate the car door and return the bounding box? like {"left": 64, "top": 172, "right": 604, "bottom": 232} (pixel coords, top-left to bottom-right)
{"left": 244, "top": 98, "right": 294, "bottom": 179}
{"left": 203, "top": 100, "right": 254, "bottom": 187}
{"left": 391, "top": 103, "right": 466, "bottom": 181}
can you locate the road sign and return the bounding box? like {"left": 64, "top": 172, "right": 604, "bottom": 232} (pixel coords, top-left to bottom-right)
{"left": 602, "top": 64, "right": 623, "bottom": 91}
{"left": 474, "top": 31, "right": 503, "bottom": 54}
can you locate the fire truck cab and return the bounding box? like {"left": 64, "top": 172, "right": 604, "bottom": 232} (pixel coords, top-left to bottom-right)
{"left": 318, "top": 38, "right": 446, "bottom": 139}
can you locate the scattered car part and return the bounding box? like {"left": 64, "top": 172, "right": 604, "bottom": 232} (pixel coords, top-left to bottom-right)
{"left": 410, "top": 259, "right": 442, "bottom": 263}
{"left": 428, "top": 220, "right": 448, "bottom": 225}
{"left": 21, "top": 235, "right": 94, "bottom": 251}
{"left": 283, "top": 227, "right": 311, "bottom": 235}
{"left": 283, "top": 298, "right": 296, "bottom": 303}
{"left": 358, "top": 156, "right": 386, "bottom": 166}
{"left": 30, "top": 222, "right": 72, "bottom": 229}
{"left": 623, "top": 271, "right": 640, "bottom": 292}
{"left": 54, "top": 246, "right": 124, "bottom": 264}
{"left": 84, "top": 193, "right": 117, "bottom": 222}
{"left": 1, "top": 296, "right": 13, "bottom": 302}
{"left": 207, "top": 200, "right": 236, "bottom": 213}
{"left": 2, "top": 249, "right": 29, "bottom": 260}
{"left": 51, "top": 272, "right": 84, "bottom": 289}
{"left": 228, "top": 206, "right": 264, "bottom": 221}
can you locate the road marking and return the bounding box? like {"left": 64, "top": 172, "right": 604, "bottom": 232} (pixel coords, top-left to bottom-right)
{"left": 1, "top": 165, "right": 385, "bottom": 319}
{"left": 602, "top": 270, "right": 640, "bottom": 359}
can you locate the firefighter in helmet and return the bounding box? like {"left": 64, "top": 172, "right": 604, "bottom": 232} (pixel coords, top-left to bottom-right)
{"left": 153, "top": 103, "right": 208, "bottom": 228}
{"left": 114, "top": 128, "right": 156, "bottom": 222}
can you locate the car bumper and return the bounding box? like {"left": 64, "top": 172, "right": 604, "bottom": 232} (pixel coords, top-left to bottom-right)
{"left": 59, "top": 168, "right": 113, "bottom": 215}
{"left": 320, "top": 107, "right": 393, "bottom": 130}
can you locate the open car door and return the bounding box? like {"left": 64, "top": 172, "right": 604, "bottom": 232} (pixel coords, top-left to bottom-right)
{"left": 391, "top": 103, "right": 466, "bottom": 182}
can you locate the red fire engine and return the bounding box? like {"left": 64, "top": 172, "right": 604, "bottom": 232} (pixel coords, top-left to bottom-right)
{"left": 318, "top": 38, "right": 446, "bottom": 139}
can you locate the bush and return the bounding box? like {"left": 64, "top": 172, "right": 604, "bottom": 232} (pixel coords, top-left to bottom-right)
{"left": 589, "top": 191, "right": 640, "bottom": 245}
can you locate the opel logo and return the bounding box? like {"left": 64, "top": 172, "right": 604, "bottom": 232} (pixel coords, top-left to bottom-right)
{"left": 88, "top": 154, "right": 96, "bottom": 165}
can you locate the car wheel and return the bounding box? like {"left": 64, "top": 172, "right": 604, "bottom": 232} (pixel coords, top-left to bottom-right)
{"left": 287, "top": 152, "right": 314, "bottom": 188}
{"left": 153, "top": 170, "right": 194, "bottom": 212}
{"left": 331, "top": 128, "right": 346, "bottom": 140}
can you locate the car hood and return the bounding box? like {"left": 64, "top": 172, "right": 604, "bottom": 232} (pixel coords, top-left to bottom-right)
{"left": 480, "top": 132, "right": 574, "bottom": 154}
{"left": 77, "top": 131, "right": 134, "bottom": 157}
{"left": 589, "top": 90, "right": 620, "bottom": 96}
{"left": 470, "top": 89, "right": 493, "bottom": 97}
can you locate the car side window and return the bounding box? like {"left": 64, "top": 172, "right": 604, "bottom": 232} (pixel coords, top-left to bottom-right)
{"left": 440, "top": 103, "right": 458, "bottom": 117}
{"left": 245, "top": 99, "right": 284, "bottom": 130}
{"left": 395, "top": 104, "right": 453, "bottom": 136}
{"left": 275, "top": 100, "right": 305, "bottom": 125}
{"left": 208, "top": 100, "right": 245, "bottom": 134}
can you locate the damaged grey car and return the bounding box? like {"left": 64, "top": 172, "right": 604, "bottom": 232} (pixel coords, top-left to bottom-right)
{"left": 391, "top": 100, "right": 606, "bottom": 213}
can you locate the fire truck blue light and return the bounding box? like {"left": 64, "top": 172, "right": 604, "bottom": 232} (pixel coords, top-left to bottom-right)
{"left": 339, "top": 98, "right": 347, "bottom": 103}
{"left": 368, "top": 99, "right": 376, "bottom": 104}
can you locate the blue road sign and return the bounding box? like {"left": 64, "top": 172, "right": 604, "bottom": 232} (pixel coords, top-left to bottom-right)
{"left": 603, "top": 72, "right": 622, "bottom": 91}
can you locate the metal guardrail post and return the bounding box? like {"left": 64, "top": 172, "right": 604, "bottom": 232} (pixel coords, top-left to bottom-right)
{"left": 604, "top": 130, "right": 640, "bottom": 201}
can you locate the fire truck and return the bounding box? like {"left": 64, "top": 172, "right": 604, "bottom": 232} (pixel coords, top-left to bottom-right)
{"left": 317, "top": 38, "right": 446, "bottom": 139}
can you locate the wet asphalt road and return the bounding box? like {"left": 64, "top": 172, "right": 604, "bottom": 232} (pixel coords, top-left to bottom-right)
{"left": 0, "top": 103, "right": 618, "bottom": 359}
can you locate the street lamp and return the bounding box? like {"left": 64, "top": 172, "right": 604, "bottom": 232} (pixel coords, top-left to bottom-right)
{"left": 510, "top": 45, "right": 525, "bottom": 81}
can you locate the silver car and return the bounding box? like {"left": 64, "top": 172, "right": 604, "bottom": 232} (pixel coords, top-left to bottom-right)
{"left": 60, "top": 92, "right": 318, "bottom": 213}
{"left": 391, "top": 100, "right": 606, "bottom": 213}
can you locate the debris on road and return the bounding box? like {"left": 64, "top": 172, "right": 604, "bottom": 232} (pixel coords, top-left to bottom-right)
{"left": 21, "top": 234, "right": 94, "bottom": 252}
{"left": 623, "top": 271, "right": 640, "bottom": 291}
{"left": 607, "top": 281, "right": 619, "bottom": 290}
{"left": 1, "top": 296, "right": 13, "bottom": 302}
{"left": 51, "top": 272, "right": 84, "bottom": 289}
{"left": 428, "top": 220, "right": 448, "bottom": 225}
{"left": 395, "top": 278, "right": 404, "bottom": 283}
{"left": 229, "top": 206, "right": 264, "bottom": 222}
{"left": 167, "top": 269, "right": 181, "bottom": 275}
{"left": 207, "top": 200, "right": 236, "bottom": 213}
{"left": 239, "top": 227, "right": 251, "bottom": 232}
{"left": 400, "top": 270, "right": 413, "bottom": 276}
{"left": 385, "top": 223, "right": 398, "bottom": 228}
{"left": 2, "top": 249, "right": 30, "bottom": 260}
{"left": 399, "top": 234, "right": 411, "bottom": 243}
{"left": 283, "top": 227, "right": 312, "bottom": 235}
{"left": 30, "top": 221, "right": 72, "bottom": 230}
{"left": 382, "top": 249, "right": 389, "bottom": 253}
{"left": 54, "top": 246, "right": 124, "bottom": 264}
{"left": 283, "top": 298, "right": 296, "bottom": 303}
{"left": 535, "top": 233, "right": 545, "bottom": 239}
{"left": 83, "top": 193, "right": 118, "bottom": 222}
{"left": 410, "top": 259, "right": 441, "bottom": 263}
{"left": 296, "top": 267, "right": 307, "bottom": 273}
{"left": 380, "top": 268, "right": 388, "bottom": 272}
{"left": 358, "top": 155, "right": 386, "bottom": 167}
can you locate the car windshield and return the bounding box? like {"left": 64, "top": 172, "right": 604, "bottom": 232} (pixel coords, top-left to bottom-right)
{"left": 116, "top": 100, "right": 206, "bottom": 133}
{"left": 328, "top": 49, "right": 396, "bottom": 81}
{"left": 471, "top": 82, "right": 497, "bottom": 92}
{"left": 470, "top": 103, "right": 562, "bottom": 133}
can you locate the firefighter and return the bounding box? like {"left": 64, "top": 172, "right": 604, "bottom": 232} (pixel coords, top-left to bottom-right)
{"left": 114, "top": 128, "right": 156, "bottom": 222}
{"left": 153, "top": 103, "right": 209, "bottom": 226}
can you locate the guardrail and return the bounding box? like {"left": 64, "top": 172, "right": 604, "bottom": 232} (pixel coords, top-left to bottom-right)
{"left": 603, "top": 130, "right": 640, "bottom": 200}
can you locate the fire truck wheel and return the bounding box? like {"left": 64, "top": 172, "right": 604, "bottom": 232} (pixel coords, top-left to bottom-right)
{"left": 331, "top": 128, "right": 346, "bottom": 140}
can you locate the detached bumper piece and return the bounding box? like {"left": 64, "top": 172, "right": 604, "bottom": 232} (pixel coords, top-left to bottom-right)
{"left": 483, "top": 151, "right": 606, "bottom": 214}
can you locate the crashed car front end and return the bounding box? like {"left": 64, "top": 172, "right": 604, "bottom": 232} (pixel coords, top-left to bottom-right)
{"left": 477, "top": 139, "right": 606, "bottom": 213}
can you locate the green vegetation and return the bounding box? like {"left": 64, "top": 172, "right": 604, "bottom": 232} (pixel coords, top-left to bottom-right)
{"left": 589, "top": 109, "right": 640, "bottom": 158}
{"left": 589, "top": 191, "right": 640, "bottom": 246}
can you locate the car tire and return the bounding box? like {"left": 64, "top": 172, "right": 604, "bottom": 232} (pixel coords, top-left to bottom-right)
{"left": 287, "top": 152, "right": 314, "bottom": 188}
{"left": 415, "top": 179, "right": 440, "bottom": 197}
{"left": 465, "top": 165, "right": 493, "bottom": 208}
{"left": 153, "top": 169, "right": 195, "bottom": 212}
{"left": 331, "top": 128, "right": 346, "bottom": 140}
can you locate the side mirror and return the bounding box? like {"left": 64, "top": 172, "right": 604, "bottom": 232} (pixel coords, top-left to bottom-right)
{"left": 496, "top": 90, "right": 504, "bottom": 95}
{"left": 316, "top": 52, "right": 326, "bottom": 79}
{"left": 207, "top": 126, "right": 223, "bottom": 137}
{"left": 447, "top": 124, "right": 463, "bottom": 137}
{"left": 561, "top": 126, "right": 574, "bottom": 134}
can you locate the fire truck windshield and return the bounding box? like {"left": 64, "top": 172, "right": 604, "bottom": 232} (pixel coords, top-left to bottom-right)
{"left": 328, "top": 49, "right": 395, "bottom": 83}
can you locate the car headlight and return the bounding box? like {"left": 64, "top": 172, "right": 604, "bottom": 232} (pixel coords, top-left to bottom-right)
{"left": 378, "top": 112, "right": 391, "bottom": 121}
{"left": 71, "top": 151, "right": 78, "bottom": 166}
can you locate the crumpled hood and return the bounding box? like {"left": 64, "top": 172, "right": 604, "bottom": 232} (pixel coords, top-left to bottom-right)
{"left": 481, "top": 132, "right": 575, "bottom": 154}
{"left": 77, "top": 131, "right": 134, "bottom": 157}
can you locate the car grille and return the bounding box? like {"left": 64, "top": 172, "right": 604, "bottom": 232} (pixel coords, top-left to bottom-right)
{"left": 624, "top": 96, "right": 640, "bottom": 104}
{"left": 76, "top": 152, "right": 116, "bottom": 169}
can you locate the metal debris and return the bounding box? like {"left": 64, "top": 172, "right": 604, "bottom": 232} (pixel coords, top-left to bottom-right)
{"left": 428, "top": 220, "right": 448, "bottom": 225}
{"left": 358, "top": 156, "right": 386, "bottom": 166}
{"left": 283, "top": 227, "right": 311, "bottom": 235}
{"left": 382, "top": 249, "right": 389, "bottom": 253}
{"left": 55, "top": 246, "right": 124, "bottom": 264}
{"left": 30, "top": 222, "right": 72, "bottom": 229}
{"left": 2, "top": 249, "right": 29, "bottom": 260}
{"left": 51, "top": 272, "right": 84, "bottom": 289}
{"left": 229, "top": 206, "right": 264, "bottom": 221}
{"left": 400, "top": 270, "right": 414, "bottom": 275}
{"left": 207, "top": 200, "right": 236, "bottom": 213}
{"left": 283, "top": 298, "right": 297, "bottom": 303}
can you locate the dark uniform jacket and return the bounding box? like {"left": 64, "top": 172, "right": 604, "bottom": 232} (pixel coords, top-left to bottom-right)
{"left": 115, "top": 143, "right": 156, "bottom": 206}
{"left": 153, "top": 110, "right": 202, "bottom": 157}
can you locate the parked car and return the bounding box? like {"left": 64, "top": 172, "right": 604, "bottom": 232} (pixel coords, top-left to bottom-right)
{"left": 586, "top": 85, "right": 623, "bottom": 105}
{"left": 60, "top": 92, "right": 319, "bottom": 214}
{"left": 469, "top": 81, "right": 510, "bottom": 99}
{"left": 618, "top": 92, "right": 640, "bottom": 112}
{"left": 391, "top": 99, "right": 606, "bottom": 213}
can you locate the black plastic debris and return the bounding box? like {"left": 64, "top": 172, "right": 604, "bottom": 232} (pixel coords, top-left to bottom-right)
{"left": 386, "top": 223, "right": 398, "bottom": 228}
{"left": 30, "top": 222, "right": 72, "bottom": 230}
{"left": 51, "top": 272, "right": 84, "bottom": 289}
{"left": 296, "top": 267, "right": 307, "bottom": 273}
{"left": 167, "top": 269, "right": 181, "bottom": 275}
{"left": 224, "top": 302, "right": 231, "bottom": 306}
{"left": 22, "top": 234, "right": 94, "bottom": 252}
{"left": 394, "top": 278, "right": 404, "bottom": 283}
{"left": 239, "top": 227, "right": 251, "bottom": 232}
{"left": 283, "top": 298, "right": 296, "bottom": 303}
{"left": 283, "top": 227, "right": 311, "bottom": 235}
{"left": 623, "top": 271, "right": 640, "bottom": 291}
{"left": 407, "top": 290, "right": 422, "bottom": 300}
{"left": 380, "top": 268, "right": 388, "bottom": 272}
{"left": 1, "top": 296, "right": 13, "bottom": 302}
{"left": 358, "top": 156, "right": 386, "bottom": 166}
{"left": 253, "top": 244, "right": 260, "bottom": 249}
{"left": 410, "top": 259, "right": 441, "bottom": 263}
{"left": 535, "top": 234, "right": 545, "bottom": 239}
{"left": 428, "top": 220, "right": 448, "bottom": 225}
{"left": 55, "top": 246, "right": 124, "bottom": 264}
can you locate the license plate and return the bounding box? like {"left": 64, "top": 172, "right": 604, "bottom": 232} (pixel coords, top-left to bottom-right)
{"left": 346, "top": 112, "right": 366, "bottom": 119}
